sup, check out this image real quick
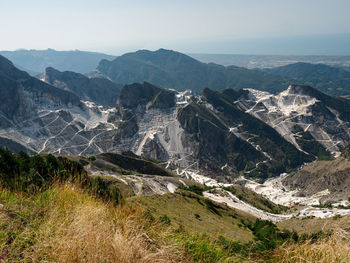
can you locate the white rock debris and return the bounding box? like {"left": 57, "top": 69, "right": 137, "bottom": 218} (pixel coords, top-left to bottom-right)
{"left": 235, "top": 86, "right": 350, "bottom": 156}
{"left": 174, "top": 168, "right": 350, "bottom": 221}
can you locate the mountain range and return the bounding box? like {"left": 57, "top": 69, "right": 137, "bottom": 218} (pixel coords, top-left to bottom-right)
{"left": 189, "top": 53, "right": 350, "bottom": 69}
{"left": 264, "top": 62, "right": 350, "bottom": 97}
{"left": 0, "top": 49, "right": 116, "bottom": 75}
{"left": 96, "top": 49, "right": 292, "bottom": 94}
{"left": 97, "top": 49, "right": 350, "bottom": 97}
{"left": 2, "top": 48, "right": 350, "bottom": 262}
{"left": 3, "top": 48, "right": 350, "bottom": 98}
{"left": 2, "top": 53, "right": 350, "bottom": 182}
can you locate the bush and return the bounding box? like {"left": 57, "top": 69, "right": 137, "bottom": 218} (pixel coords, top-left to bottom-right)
{"left": 159, "top": 214, "right": 171, "bottom": 225}
{"left": 178, "top": 184, "right": 213, "bottom": 196}
{"left": 181, "top": 234, "right": 224, "bottom": 262}
{"left": 0, "top": 149, "right": 123, "bottom": 204}
{"left": 89, "top": 155, "right": 96, "bottom": 162}
{"left": 204, "top": 198, "right": 221, "bottom": 216}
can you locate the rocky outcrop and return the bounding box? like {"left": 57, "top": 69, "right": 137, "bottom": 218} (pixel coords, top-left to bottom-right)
{"left": 235, "top": 85, "right": 350, "bottom": 156}
{"left": 177, "top": 102, "right": 265, "bottom": 176}
{"left": 0, "top": 55, "right": 82, "bottom": 124}
{"left": 282, "top": 156, "right": 350, "bottom": 203}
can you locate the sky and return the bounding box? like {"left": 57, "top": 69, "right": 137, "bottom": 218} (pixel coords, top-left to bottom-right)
{"left": 1, "top": 0, "right": 350, "bottom": 55}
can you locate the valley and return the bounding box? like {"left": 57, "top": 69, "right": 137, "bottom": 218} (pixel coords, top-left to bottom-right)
{"left": 73, "top": 150, "right": 350, "bottom": 222}
{"left": 2, "top": 0, "right": 350, "bottom": 261}
{"left": 1, "top": 49, "right": 350, "bottom": 262}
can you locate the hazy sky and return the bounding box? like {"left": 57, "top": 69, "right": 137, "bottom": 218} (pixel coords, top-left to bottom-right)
{"left": 1, "top": 0, "right": 350, "bottom": 55}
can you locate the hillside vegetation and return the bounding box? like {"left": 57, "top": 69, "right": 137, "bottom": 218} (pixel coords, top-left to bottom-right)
{"left": 282, "top": 147, "right": 350, "bottom": 203}
{"left": 0, "top": 184, "right": 189, "bottom": 262}
{"left": 1, "top": 149, "right": 349, "bottom": 262}
{"left": 97, "top": 49, "right": 291, "bottom": 94}
{"left": 265, "top": 62, "right": 350, "bottom": 96}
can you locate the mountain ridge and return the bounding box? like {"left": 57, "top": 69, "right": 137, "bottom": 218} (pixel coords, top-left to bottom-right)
{"left": 43, "top": 67, "right": 121, "bottom": 107}
{"left": 0, "top": 49, "right": 116, "bottom": 74}
{"left": 97, "top": 48, "right": 292, "bottom": 94}
{"left": 0, "top": 56, "right": 349, "bottom": 182}
{"left": 264, "top": 62, "right": 350, "bottom": 96}
{"left": 0, "top": 55, "right": 83, "bottom": 120}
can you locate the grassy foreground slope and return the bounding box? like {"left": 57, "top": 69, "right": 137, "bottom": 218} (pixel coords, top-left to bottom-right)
{"left": 1, "top": 149, "right": 350, "bottom": 262}
{"left": 132, "top": 190, "right": 255, "bottom": 242}
{"left": 0, "top": 184, "right": 187, "bottom": 262}
{"left": 2, "top": 183, "right": 350, "bottom": 263}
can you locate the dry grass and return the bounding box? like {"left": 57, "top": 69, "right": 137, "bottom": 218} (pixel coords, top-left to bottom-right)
{"left": 267, "top": 229, "right": 350, "bottom": 263}
{"left": 4, "top": 184, "right": 350, "bottom": 263}
{"left": 0, "top": 184, "right": 191, "bottom": 263}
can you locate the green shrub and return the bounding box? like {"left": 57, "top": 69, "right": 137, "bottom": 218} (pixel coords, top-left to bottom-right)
{"left": 178, "top": 184, "right": 213, "bottom": 196}
{"left": 89, "top": 155, "right": 96, "bottom": 162}
{"left": 0, "top": 149, "right": 123, "bottom": 204}
{"left": 143, "top": 209, "right": 155, "bottom": 222}
{"left": 181, "top": 234, "right": 224, "bottom": 263}
{"left": 159, "top": 214, "right": 171, "bottom": 225}
{"left": 204, "top": 198, "right": 221, "bottom": 216}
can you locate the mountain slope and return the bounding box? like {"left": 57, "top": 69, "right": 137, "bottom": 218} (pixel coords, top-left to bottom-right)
{"left": 119, "top": 82, "right": 176, "bottom": 110}
{"left": 0, "top": 55, "right": 82, "bottom": 122}
{"left": 43, "top": 67, "right": 121, "bottom": 107}
{"left": 235, "top": 85, "right": 350, "bottom": 156}
{"left": 177, "top": 99, "right": 266, "bottom": 178}
{"left": 265, "top": 62, "right": 350, "bottom": 96}
{"left": 280, "top": 145, "right": 350, "bottom": 206}
{"left": 200, "top": 88, "right": 313, "bottom": 178}
{"left": 0, "top": 56, "right": 304, "bottom": 181}
{"left": 0, "top": 55, "right": 87, "bottom": 153}
{"left": 97, "top": 49, "right": 291, "bottom": 94}
{"left": 2, "top": 55, "right": 350, "bottom": 182}
{"left": 1, "top": 148, "right": 350, "bottom": 262}
{"left": 0, "top": 49, "right": 116, "bottom": 74}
